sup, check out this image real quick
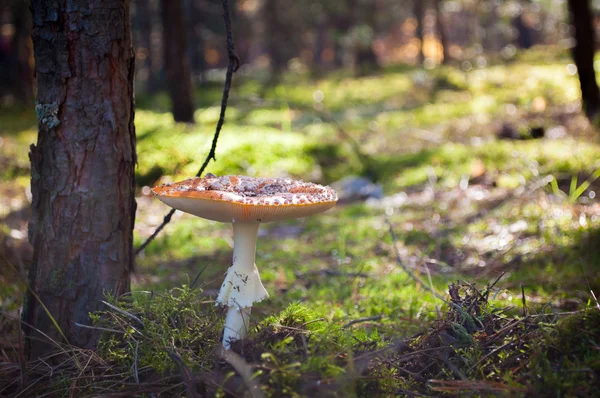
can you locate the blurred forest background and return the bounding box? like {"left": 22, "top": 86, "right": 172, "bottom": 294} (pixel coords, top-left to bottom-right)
{"left": 2, "top": 0, "right": 598, "bottom": 109}
{"left": 1, "top": 0, "right": 600, "bottom": 396}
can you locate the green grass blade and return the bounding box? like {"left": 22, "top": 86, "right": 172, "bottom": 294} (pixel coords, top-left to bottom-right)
{"left": 570, "top": 165, "right": 600, "bottom": 202}
{"left": 549, "top": 176, "right": 561, "bottom": 196}
{"left": 568, "top": 174, "right": 578, "bottom": 197}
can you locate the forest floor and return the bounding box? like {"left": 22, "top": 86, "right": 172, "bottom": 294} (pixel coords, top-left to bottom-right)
{"left": 1, "top": 47, "right": 600, "bottom": 396}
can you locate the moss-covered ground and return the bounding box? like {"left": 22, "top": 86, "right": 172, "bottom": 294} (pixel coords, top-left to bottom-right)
{"left": 1, "top": 47, "right": 599, "bottom": 396}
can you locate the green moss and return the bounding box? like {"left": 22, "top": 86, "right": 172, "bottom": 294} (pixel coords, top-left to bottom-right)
{"left": 95, "top": 283, "right": 221, "bottom": 374}
{"left": 529, "top": 310, "right": 600, "bottom": 397}
{"left": 253, "top": 302, "right": 385, "bottom": 396}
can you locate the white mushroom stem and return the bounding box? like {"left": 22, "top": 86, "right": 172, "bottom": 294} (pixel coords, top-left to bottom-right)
{"left": 222, "top": 305, "right": 252, "bottom": 350}
{"left": 217, "top": 222, "right": 269, "bottom": 349}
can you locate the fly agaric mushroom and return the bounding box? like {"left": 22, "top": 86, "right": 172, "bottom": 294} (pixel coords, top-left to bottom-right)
{"left": 152, "top": 174, "right": 337, "bottom": 348}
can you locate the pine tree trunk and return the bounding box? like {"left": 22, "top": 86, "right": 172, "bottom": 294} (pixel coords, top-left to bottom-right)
{"left": 434, "top": 0, "right": 450, "bottom": 64}
{"left": 161, "top": 0, "right": 195, "bottom": 122}
{"left": 10, "top": 1, "right": 34, "bottom": 104}
{"left": 313, "top": 23, "right": 323, "bottom": 65}
{"left": 413, "top": 0, "right": 425, "bottom": 65}
{"left": 485, "top": 1, "right": 501, "bottom": 52}
{"left": 186, "top": 0, "right": 206, "bottom": 83}
{"left": 513, "top": 13, "right": 533, "bottom": 49}
{"left": 137, "top": 0, "right": 162, "bottom": 93}
{"left": 567, "top": 0, "right": 600, "bottom": 121}
{"left": 264, "top": 0, "right": 286, "bottom": 75}
{"left": 26, "top": 0, "right": 136, "bottom": 359}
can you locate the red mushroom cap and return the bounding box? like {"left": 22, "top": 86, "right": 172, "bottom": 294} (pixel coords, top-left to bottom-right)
{"left": 152, "top": 175, "right": 338, "bottom": 223}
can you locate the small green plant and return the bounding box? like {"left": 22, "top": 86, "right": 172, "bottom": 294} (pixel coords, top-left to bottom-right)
{"left": 548, "top": 165, "right": 600, "bottom": 202}
{"left": 94, "top": 282, "right": 222, "bottom": 375}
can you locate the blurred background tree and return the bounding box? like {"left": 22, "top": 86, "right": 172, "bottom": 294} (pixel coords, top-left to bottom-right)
{"left": 160, "top": 0, "right": 195, "bottom": 122}
{"left": 2, "top": 0, "right": 597, "bottom": 109}
{"left": 0, "top": 0, "right": 34, "bottom": 105}
{"left": 567, "top": 0, "right": 600, "bottom": 122}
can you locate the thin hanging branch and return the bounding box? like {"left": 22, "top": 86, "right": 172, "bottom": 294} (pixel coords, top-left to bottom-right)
{"left": 135, "top": 0, "right": 239, "bottom": 256}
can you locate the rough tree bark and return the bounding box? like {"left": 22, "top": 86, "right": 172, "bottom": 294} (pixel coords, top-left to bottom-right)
{"left": 161, "top": 0, "right": 195, "bottom": 122}
{"left": 567, "top": 0, "right": 600, "bottom": 122}
{"left": 26, "top": 0, "right": 136, "bottom": 359}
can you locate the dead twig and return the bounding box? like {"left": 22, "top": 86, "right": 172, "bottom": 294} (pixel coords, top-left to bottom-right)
{"left": 17, "top": 309, "right": 25, "bottom": 390}
{"left": 429, "top": 379, "right": 526, "bottom": 393}
{"left": 101, "top": 301, "right": 145, "bottom": 328}
{"left": 483, "top": 271, "right": 506, "bottom": 300}
{"left": 343, "top": 315, "right": 383, "bottom": 329}
{"left": 133, "top": 341, "right": 140, "bottom": 385}
{"left": 168, "top": 352, "right": 199, "bottom": 398}
{"left": 521, "top": 284, "right": 527, "bottom": 317}
{"left": 190, "top": 263, "right": 209, "bottom": 289}
{"left": 73, "top": 323, "right": 126, "bottom": 335}
{"left": 217, "top": 347, "right": 265, "bottom": 398}
{"left": 466, "top": 339, "right": 517, "bottom": 374}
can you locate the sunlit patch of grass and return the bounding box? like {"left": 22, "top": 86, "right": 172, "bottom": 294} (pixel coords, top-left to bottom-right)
{"left": 135, "top": 110, "right": 316, "bottom": 187}
{"left": 372, "top": 139, "right": 600, "bottom": 192}
{"left": 467, "top": 64, "right": 580, "bottom": 106}
{"left": 0, "top": 118, "right": 35, "bottom": 183}
{"left": 261, "top": 73, "right": 414, "bottom": 111}
{"left": 242, "top": 108, "right": 293, "bottom": 128}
